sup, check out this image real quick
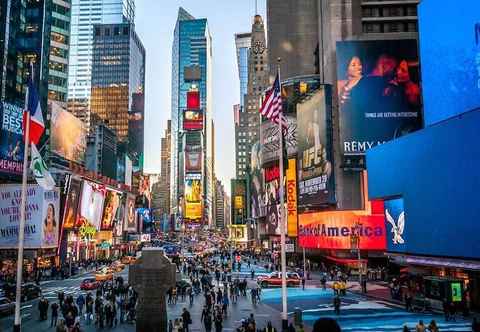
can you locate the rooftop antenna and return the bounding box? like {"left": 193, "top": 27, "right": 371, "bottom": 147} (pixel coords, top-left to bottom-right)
{"left": 255, "top": 0, "right": 258, "bottom": 15}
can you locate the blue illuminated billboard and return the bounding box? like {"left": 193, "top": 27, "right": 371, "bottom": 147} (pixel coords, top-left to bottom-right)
{"left": 384, "top": 198, "right": 406, "bottom": 253}
{"left": 419, "top": 0, "right": 480, "bottom": 125}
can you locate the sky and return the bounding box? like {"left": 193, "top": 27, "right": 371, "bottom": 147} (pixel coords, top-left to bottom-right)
{"left": 136, "top": 0, "right": 267, "bottom": 194}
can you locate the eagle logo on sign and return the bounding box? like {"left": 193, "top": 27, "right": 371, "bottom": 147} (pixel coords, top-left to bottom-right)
{"left": 385, "top": 209, "right": 405, "bottom": 245}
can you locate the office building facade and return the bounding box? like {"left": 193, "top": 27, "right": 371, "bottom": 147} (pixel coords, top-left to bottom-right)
{"left": 152, "top": 120, "right": 172, "bottom": 223}
{"left": 85, "top": 122, "right": 117, "bottom": 179}
{"left": 170, "top": 7, "right": 213, "bottom": 227}
{"left": 234, "top": 32, "right": 251, "bottom": 109}
{"left": 68, "top": 0, "right": 135, "bottom": 130}
{"left": 90, "top": 23, "right": 145, "bottom": 168}
{"left": 215, "top": 179, "right": 226, "bottom": 230}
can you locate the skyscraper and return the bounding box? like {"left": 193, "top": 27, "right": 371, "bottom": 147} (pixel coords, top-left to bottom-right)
{"left": 90, "top": 23, "right": 145, "bottom": 168}
{"left": 234, "top": 32, "right": 251, "bottom": 109}
{"left": 170, "top": 7, "right": 213, "bottom": 227}
{"left": 68, "top": 0, "right": 135, "bottom": 130}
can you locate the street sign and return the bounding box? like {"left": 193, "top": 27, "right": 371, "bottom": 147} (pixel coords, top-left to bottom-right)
{"left": 285, "top": 243, "right": 295, "bottom": 253}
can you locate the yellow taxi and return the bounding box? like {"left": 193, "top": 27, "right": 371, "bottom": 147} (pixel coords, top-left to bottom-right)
{"left": 95, "top": 267, "right": 114, "bottom": 282}
{"left": 110, "top": 261, "right": 125, "bottom": 272}
{"left": 121, "top": 256, "right": 136, "bottom": 265}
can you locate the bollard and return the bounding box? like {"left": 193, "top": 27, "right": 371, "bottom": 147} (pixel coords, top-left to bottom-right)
{"left": 294, "top": 307, "right": 303, "bottom": 326}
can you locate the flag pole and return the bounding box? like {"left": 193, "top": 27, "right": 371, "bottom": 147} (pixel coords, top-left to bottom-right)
{"left": 13, "top": 74, "right": 31, "bottom": 332}
{"left": 277, "top": 57, "right": 288, "bottom": 331}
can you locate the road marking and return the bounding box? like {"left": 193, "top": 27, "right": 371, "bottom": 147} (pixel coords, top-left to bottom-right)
{"left": 21, "top": 305, "right": 32, "bottom": 310}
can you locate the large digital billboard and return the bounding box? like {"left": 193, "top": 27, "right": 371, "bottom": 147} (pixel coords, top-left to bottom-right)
{"left": 185, "top": 145, "right": 202, "bottom": 172}
{"left": 62, "top": 178, "right": 81, "bottom": 230}
{"left": 261, "top": 115, "right": 297, "bottom": 165}
{"left": 250, "top": 141, "right": 265, "bottom": 218}
{"left": 265, "top": 176, "right": 280, "bottom": 235}
{"left": 183, "top": 110, "right": 203, "bottom": 130}
{"left": 419, "top": 1, "right": 480, "bottom": 126}
{"left": 184, "top": 174, "right": 202, "bottom": 220}
{"left": 0, "top": 185, "right": 60, "bottom": 248}
{"left": 50, "top": 102, "right": 86, "bottom": 163}
{"left": 336, "top": 40, "right": 422, "bottom": 155}
{"left": 298, "top": 200, "right": 386, "bottom": 250}
{"left": 78, "top": 181, "right": 105, "bottom": 230}
{"left": 101, "top": 190, "right": 121, "bottom": 230}
{"left": 297, "top": 87, "right": 335, "bottom": 209}
{"left": 124, "top": 194, "right": 137, "bottom": 232}
{"left": 286, "top": 159, "right": 298, "bottom": 237}
{"left": 0, "top": 102, "right": 24, "bottom": 175}
{"left": 231, "top": 179, "right": 246, "bottom": 225}
{"left": 384, "top": 197, "right": 406, "bottom": 253}
{"left": 187, "top": 91, "right": 200, "bottom": 109}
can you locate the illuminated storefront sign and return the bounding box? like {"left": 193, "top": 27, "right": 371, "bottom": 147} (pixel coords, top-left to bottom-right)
{"left": 286, "top": 159, "right": 297, "bottom": 237}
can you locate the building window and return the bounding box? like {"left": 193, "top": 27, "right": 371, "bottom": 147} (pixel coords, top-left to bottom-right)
{"left": 406, "top": 6, "right": 417, "bottom": 17}
{"left": 363, "top": 22, "right": 382, "bottom": 33}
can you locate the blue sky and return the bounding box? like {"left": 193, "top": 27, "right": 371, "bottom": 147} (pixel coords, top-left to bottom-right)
{"left": 136, "top": 0, "right": 266, "bottom": 192}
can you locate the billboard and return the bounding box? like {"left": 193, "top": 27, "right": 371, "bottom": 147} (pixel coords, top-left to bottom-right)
{"left": 265, "top": 177, "right": 280, "bottom": 235}
{"left": 230, "top": 225, "right": 248, "bottom": 242}
{"left": 78, "top": 181, "right": 105, "bottom": 230}
{"left": 187, "top": 91, "right": 200, "bottom": 109}
{"left": 297, "top": 87, "right": 335, "bottom": 209}
{"left": 231, "top": 179, "right": 246, "bottom": 225}
{"left": 50, "top": 102, "right": 86, "bottom": 163}
{"left": 0, "top": 185, "right": 60, "bottom": 248}
{"left": 261, "top": 115, "right": 297, "bottom": 165}
{"left": 286, "top": 159, "right": 298, "bottom": 237}
{"left": 384, "top": 197, "right": 406, "bottom": 253}
{"left": 101, "top": 190, "right": 121, "bottom": 230}
{"left": 124, "top": 194, "right": 137, "bottom": 232}
{"left": 62, "top": 178, "right": 81, "bottom": 230}
{"left": 184, "top": 174, "right": 202, "bottom": 220}
{"left": 183, "top": 110, "right": 203, "bottom": 130}
{"left": 298, "top": 200, "right": 386, "bottom": 250}
{"left": 250, "top": 141, "right": 265, "bottom": 218}
{"left": 336, "top": 40, "right": 422, "bottom": 155}
{"left": 419, "top": 1, "right": 480, "bottom": 125}
{"left": 0, "top": 102, "right": 24, "bottom": 175}
{"left": 185, "top": 146, "right": 202, "bottom": 171}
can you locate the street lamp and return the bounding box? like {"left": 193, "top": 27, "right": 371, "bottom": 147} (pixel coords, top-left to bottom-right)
{"left": 351, "top": 221, "right": 364, "bottom": 293}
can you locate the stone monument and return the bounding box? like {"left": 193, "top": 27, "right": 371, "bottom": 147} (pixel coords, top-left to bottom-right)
{"left": 129, "top": 247, "right": 176, "bottom": 332}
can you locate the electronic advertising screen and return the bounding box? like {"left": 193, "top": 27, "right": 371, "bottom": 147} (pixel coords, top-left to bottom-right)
{"left": 0, "top": 102, "right": 24, "bottom": 175}
{"left": 62, "top": 178, "right": 81, "bottom": 230}
{"left": 187, "top": 91, "right": 200, "bottom": 109}
{"left": 50, "top": 102, "right": 86, "bottom": 163}
{"left": 261, "top": 115, "right": 297, "bottom": 165}
{"left": 101, "top": 190, "right": 120, "bottom": 230}
{"left": 183, "top": 110, "right": 203, "bottom": 130}
{"left": 184, "top": 174, "right": 202, "bottom": 220}
{"left": 78, "top": 181, "right": 105, "bottom": 230}
{"left": 336, "top": 40, "right": 422, "bottom": 155}
{"left": 297, "top": 87, "right": 335, "bottom": 209}
{"left": 250, "top": 141, "right": 265, "bottom": 219}
{"left": 419, "top": 0, "right": 480, "bottom": 125}
{"left": 185, "top": 145, "right": 202, "bottom": 172}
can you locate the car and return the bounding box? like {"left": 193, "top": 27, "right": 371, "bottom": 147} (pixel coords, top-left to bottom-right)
{"left": 80, "top": 278, "right": 100, "bottom": 290}
{"left": 4, "top": 283, "right": 42, "bottom": 302}
{"left": 0, "top": 297, "right": 14, "bottom": 316}
{"left": 95, "top": 268, "right": 114, "bottom": 282}
{"left": 257, "top": 272, "right": 301, "bottom": 288}
{"left": 110, "top": 261, "right": 125, "bottom": 272}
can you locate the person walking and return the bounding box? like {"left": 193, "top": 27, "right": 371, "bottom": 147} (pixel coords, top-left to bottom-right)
{"left": 264, "top": 321, "right": 276, "bottom": 332}
{"left": 428, "top": 320, "right": 439, "bottom": 332}
{"left": 301, "top": 276, "right": 306, "bottom": 290}
{"left": 416, "top": 320, "right": 426, "bottom": 332}
{"left": 288, "top": 322, "right": 296, "bottom": 332}
{"left": 181, "top": 308, "right": 192, "bottom": 332}
{"left": 50, "top": 301, "right": 59, "bottom": 327}
{"left": 214, "top": 308, "right": 223, "bottom": 332}
{"left": 333, "top": 295, "right": 341, "bottom": 315}
{"left": 76, "top": 294, "right": 85, "bottom": 316}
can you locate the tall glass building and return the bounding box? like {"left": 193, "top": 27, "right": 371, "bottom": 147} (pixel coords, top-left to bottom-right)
{"left": 68, "top": 0, "right": 135, "bottom": 130}
{"left": 90, "top": 23, "right": 145, "bottom": 168}
{"left": 171, "top": 7, "right": 213, "bottom": 226}
{"left": 234, "top": 32, "right": 251, "bottom": 109}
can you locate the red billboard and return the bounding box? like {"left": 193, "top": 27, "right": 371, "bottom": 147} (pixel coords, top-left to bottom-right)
{"left": 298, "top": 200, "right": 386, "bottom": 250}
{"left": 183, "top": 110, "right": 203, "bottom": 130}
{"left": 187, "top": 91, "right": 200, "bottom": 109}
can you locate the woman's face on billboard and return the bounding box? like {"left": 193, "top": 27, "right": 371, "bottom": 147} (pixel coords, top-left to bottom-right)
{"left": 348, "top": 56, "right": 362, "bottom": 79}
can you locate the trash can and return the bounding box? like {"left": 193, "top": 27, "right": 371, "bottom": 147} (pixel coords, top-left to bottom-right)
{"left": 294, "top": 307, "right": 303, "bottom": 326}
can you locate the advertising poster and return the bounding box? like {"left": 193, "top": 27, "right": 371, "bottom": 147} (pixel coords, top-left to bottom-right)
{"left": 138, "top": 175, "right": 151, "bottom": 204}
{"left": 101, "top": 190, "right": 120, "bottom": 230}
{"left": 384, "top": 197, "right": 407, "bottom": 253}
{"left": 62, "top": 178, "right": 81, "bottom": 229}
{"left": 50, "top": 102, "right": 86, "bottom": 163}
{"left": 286, "top": 159, "right": 298, "bottom": 237}
{"left": 78, "top": 181, "right": 105, "bottom": 230}
{"left": 183, "top": 110, "right": 203, "bottom": 130}
{"left": 124, "top": 194, "right": 137, "bottom": 232}
{"left": 297, "top": 87, "right": 335, "bottom": 209}
{"left": 185, "top": 146, "right": 202, "bottom": 171}
{"left": 336, "top": 40, "right": 422, "bottom": 155}
{"left": 184, "top": 174, "right": 202, "bottom": 220}
{"left": 419, "top": 1, "right": 480, "bottom": 125}
{"left": 113, "top": 201, "right": 124, "bottom": 237}
{"left": 187, "top": 91, "right": 200, "bottom": 109}
{"left": 261, "top": 115, "right": 297, "bottom": 165}
{"left": 230, "top": 225, "right": 248, "bottom": 242}
{"left": 265, "top": 177, "right": 280, "bottom": 235}
{"left": 0, "top": 185, "right": 60, "bottom": 248}
{"left": 250, "top": 141, "right": 265, "bottom": 218}
{"left": 298, "top": 200, "right": 386, "bottom": 250}
{"left": 231, "top": 179, "right": 246, "bottom": 225}
{"left": 0, "top": 102, "right": 24, "bottom": 175}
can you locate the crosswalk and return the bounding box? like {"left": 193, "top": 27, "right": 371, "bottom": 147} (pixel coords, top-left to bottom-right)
{"left": 42, "top": 285, "right": 84, "bottom": 301}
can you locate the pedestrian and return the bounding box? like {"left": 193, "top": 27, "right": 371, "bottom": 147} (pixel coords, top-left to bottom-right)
{"left": 472, "top": 317, "right": 480, "bottom": 332}
{"left": 403, "top": 325, "right": 410, "bottom": 332}
{"left": 264, "top": 321, "right": 276, "bottom": 332}
{"left": 288, "top": 322, "right": 296, "bottom": 332}
{"left": 188, "top": 287, "right": 194, "bottom": 306}
{"left": 169, "top": 319, "right": 174, "bottom": 332}
{"left": 312, "top": 318, "right": 341, "bottom": 332}
{"left": 333, "top": 295, "right": 341, "bottom": 315}
{"left": 449, "top": 302, "right": 456, "bottom": 322}
{"left": 214, "top": 308, "right": 223, "bottom": 332}
{"left": 76, "top": 294, "right": 85, "bottom": 316}
{"left": 428, "top": 320, "right": 439, "bottom": 332}
{"left": 50, "top": 301, "right": 59, "bottom": 327}
{"left": 442, "top": 300, "right": 450, "bottom": 321}
{"left": 301, "top": 276, "right": 306, "bottom": 290}
{"left": 416, "top": 320, "right": 426, "bottom": 332}
{"left": 181, "top": 308, "right": 191, "bottom": 332}
{"left": 38, "top": 296, "right": 48, "bottom": 320}
{"left": 56, "top": 319, "right": 68, "bottom": 332}
{"left": 251, "top": 269, "right": 255, "bottom": 280}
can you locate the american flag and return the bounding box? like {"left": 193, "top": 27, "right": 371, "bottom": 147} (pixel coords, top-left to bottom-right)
{"left": 260, "top": 73, "right": 287, "bottom": 128}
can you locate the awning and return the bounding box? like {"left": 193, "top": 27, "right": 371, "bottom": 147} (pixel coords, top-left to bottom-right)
{"left": 389, "top": 253, "right": 480, "bottom": 271}
{"left": 325, "top": 256, "right": 368, "bottom": 266}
